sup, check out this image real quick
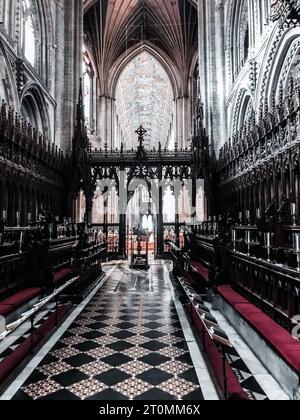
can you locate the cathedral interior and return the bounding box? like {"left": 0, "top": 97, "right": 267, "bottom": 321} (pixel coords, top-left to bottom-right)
{"left": 1, "top": 0, "right": 300, "bottom": 402}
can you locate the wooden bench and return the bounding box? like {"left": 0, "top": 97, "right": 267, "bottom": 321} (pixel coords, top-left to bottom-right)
{"left": 173, "top": 276, "right": 249, "bottom": 400}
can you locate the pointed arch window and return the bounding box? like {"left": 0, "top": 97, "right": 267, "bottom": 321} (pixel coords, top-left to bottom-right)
{"left": 21, "top": 0, "right": 36, "bottom": 67}
{"left": 83, "top": 49, "right": 94, "bottom": 134}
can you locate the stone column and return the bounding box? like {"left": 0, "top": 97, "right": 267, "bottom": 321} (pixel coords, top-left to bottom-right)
{"left": 198, "top": 0, "right": 227, "bottom": 152}
{"left": 56, "top": 0, "right": 83, "bottom": 152}
{"left": 175, "top": 95, "right": 191, "bottom": 148}
{"left": 119, "top": 213, "right": 127, "bottom": 259}
{"left": 157, "top": 184, "right": 164, "bottom": 256}
{"left": 97, "top": 95, "right": 116, "bottom": 148}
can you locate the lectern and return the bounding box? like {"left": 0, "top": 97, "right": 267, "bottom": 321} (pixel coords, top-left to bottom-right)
{"left": 200, "top": 314, "right": 233, "bottom": 399}
{"left": 130, "top": 227, "right": 150, "bottom": 270}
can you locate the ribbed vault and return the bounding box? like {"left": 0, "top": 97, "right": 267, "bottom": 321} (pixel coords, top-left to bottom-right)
{"left": 115, "top": 51, "right": 174, "bottom": 149}
{"left": 83, "top": 0, "right": 198, "bottom": 96}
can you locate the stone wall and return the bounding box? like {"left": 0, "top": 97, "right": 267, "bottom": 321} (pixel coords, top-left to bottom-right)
{"left": 198, "top": 0, "right": 300, "bottom": 153}
{"left": 0, "top": 0, "right": 83, "bottom": 151}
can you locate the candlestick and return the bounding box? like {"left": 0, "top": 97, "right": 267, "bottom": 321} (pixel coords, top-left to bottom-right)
{"left": 294, "top": 233, "right": 300, "bottom": 253}
{"left": 232, "top": 229, "right": 236, "bottom": 252}
{"left": 247, "top": 231, "right": 251, "bottom": 242}
{"left": 16, "top": 211, "right": 20, "bottom": 227}
{"left": 246, "top": 230, "right": 251, "bottom": 255}
{"left": 291, "top": 203, "right": 297, "bottom": 226}
{"left": 266, "top": 233, "right": 271, "bottom": 248}
{"left": 265, "top": 232, "right": 271, "bottom": 262}
{"left": 256, "top": 208, "right": 261, "bottom": 219}
{"left": 238, "top": 212, "right": 243, "bottom": 225}
{"left": 246, "top": 210, "right": 250, "bottom": 225}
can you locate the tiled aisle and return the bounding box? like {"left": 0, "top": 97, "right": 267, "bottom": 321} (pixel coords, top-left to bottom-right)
{"left": 10, "top": 262, "right": 205, "bottom": 400}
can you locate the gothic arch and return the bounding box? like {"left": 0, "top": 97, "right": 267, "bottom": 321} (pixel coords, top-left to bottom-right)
{"left": 230, "top": 87, "right": 254, "bottom": 137}
{"left": 108, "top": 43, "right": 180, "bottom": 100}
{"left": 264, "top": 27, "right": 300, "bottom": 106}
{"left": 18, "top": 0, "right": 54, "bottom": 82}
{"left": 20, "top": 84, "right": 50, "bottom": 136}
{"left": 256, "top": 25, "right": 300, "bottom": 112}
{"left": 0, "top": 40, "right": 19, "bottom": 107}
{"left": 226, "top": 0, "right": 250, "bottom": 81}
{"left": 113, "top": 48, "right": 175, "bottom": 149}
{"left": 37, "top": 0, "right": 55, "bottom": 82}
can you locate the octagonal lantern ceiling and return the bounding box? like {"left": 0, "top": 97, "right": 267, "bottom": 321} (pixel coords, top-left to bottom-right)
{"left": 115, "top": 51, "right": 174, "bottom": 149}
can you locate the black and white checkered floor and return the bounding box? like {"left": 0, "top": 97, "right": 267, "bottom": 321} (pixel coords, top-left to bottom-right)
{"left": 12, "top": 262, "right": 204, "bottom": 400}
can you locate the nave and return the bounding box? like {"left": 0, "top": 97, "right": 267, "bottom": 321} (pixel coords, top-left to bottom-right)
{"left": 1, "top": 262, "right": 214, "bottom": 401}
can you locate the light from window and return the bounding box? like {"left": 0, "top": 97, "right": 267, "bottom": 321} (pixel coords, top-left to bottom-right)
{"left": 22, "top": 0, "right": 35, "bottom": 66}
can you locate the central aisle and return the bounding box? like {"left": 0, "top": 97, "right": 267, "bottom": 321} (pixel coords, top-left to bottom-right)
{"left": 10, "top": 262, "right": 206, "bottom": 400}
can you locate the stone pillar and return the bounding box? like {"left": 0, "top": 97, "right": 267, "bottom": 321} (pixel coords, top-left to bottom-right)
{"left": 97, "top": 95, "right": 116, "bottom": 148}
{"left": 175, "top": 96, "right": 191, "bottom": 148}
{"left": 119, "top": 213, "right": 127, "bottom": 259}
{"left": 198, "top": 0, "right": 227, "bottom": 152}
{"left": 157, "top": 183, "right": 164, "bottom": 257}
{"left": 175, "top": 191, "right": 180, "bottom": 247}
{"left": 56, "top": 0, "right": 83, "bottom": 152}
{"left": 215, "top": 0, "right": 227, "bottom": 146}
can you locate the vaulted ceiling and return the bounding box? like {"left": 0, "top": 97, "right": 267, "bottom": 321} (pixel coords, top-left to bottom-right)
{"left": 115, "top": 51, "right": 174, "bottom": 148}
{"left": 83, "top": 0, "right": 198, "bottom": 96}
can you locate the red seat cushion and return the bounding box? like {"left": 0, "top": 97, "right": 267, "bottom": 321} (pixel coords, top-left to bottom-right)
{"left": 217, "top": 286, "right": 249, "bottom": 306}
{"left": 235, "top": 303, "right": 262, "bottom": 318}
{"left": 53, "top": 268, "right": 73, "bottom": 285}
{"left": 221, "top": 286, "right": 300, "bottom": 372}
{"left": 1, "top": 288, "right": 41, "bottom": 309}
{"left": 191, "top": 261, "right": 209, "bottom": 282}
{"left": 0, "top": 304, "right": 14, "bottom": 316}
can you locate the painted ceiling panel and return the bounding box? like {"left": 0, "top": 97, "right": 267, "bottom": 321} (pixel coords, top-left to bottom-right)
{"left": 115, "top": 52, "right": 174, "bottom": 149}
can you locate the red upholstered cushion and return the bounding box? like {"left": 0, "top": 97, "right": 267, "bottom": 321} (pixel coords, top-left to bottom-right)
{"left": 0, "top": 334, "right": 41, "bottom": 385}
{"left": 235, "top": 303, "right": 262, "bottom": 318}
{"left": 284, "top": 351, "right": 300, "bottom": 371}
{"left": 230, "top": 296, "right": 300, "bottom": 373}
{"left": 0, "top": 304, "right": 70, "bottom": 385}
{"left": 191, "top": 261, "right": 209, "bottom": 282}
{"left": 0, "top": 304, "right": 14, "bottom": 316}
{"left": 53, "top": 268, "right": 73, "bottom": 285}
{"left": 217, "top": 286, "right": 249, "bottom": 306}
{"left": 1, "top": 288, "right": 41, "bottom": 309}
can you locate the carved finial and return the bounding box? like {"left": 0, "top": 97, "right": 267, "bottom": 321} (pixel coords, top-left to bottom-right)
{"left": 135, "top": 125, "right": 147, "bottom": 149}
{"left": 76, "top": 78, "right": 85, "bottom": 135}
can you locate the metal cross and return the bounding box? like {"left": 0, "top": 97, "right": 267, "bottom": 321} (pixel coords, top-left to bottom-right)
{"left": 136, "top": 126, "right": 147, "bottom": 148}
